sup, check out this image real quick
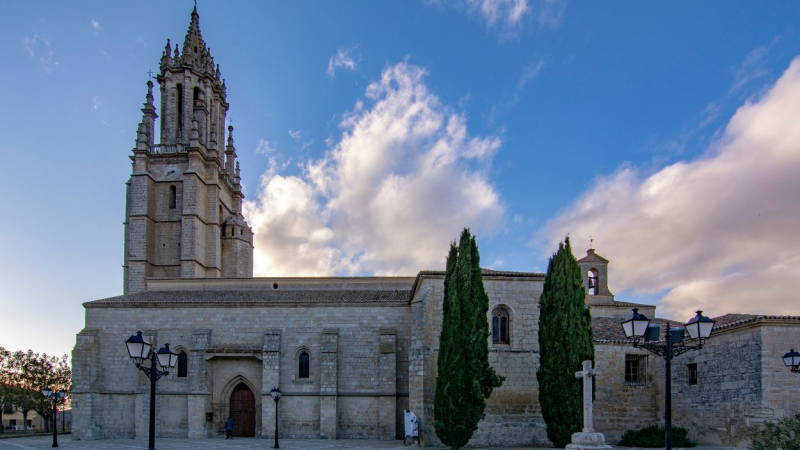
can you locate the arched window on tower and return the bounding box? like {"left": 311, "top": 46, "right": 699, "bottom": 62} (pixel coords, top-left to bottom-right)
{"left": 588, "top": 269, "right": 599, "bottom": 295}
{"left": 169, "top": 185, "right": 177, "bottom": 210}
{"left": 177, "top": 351, "right": 188, "bottom": 378}
{"left": 298, "top": 351, "right": 310, "bottom": 379}
{"left": 492, "top": 307, "right": 510, "bottom": 345}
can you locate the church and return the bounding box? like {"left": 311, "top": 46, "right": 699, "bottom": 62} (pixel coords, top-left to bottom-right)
{"left": 71, "top": 7, "right": 800, "bottom": 447}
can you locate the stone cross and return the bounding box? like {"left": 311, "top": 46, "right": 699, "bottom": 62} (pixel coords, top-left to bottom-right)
{"left": 575, "top": 360, "right": 598, "bottom": 433}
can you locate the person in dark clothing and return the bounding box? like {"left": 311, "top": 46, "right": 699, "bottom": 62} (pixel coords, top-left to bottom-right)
{"left": 225, "top": 418, "right": 233, "bottom": 439}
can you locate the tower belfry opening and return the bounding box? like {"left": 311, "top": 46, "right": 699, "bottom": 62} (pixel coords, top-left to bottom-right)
{"left": 123, "top": 6, "right": 253, "bottom": 294}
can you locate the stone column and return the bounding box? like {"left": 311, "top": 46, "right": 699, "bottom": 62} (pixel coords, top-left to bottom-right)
{"left": 379, "top": 328, "right": 398, "bottom": 440}
{"left": 71, "top": 329, "right": 99, "bottom": 440}
{"left": 188, "top": 330, "right": 211, "bottom": 438}
{"left": 261, "top": 330, "right": 281, "bottom": 439}
{"left": 320, "top": 328, "right": 339, "bottom": 439}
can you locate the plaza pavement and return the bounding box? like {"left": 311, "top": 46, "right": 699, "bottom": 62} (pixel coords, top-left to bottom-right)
{"left": 0, "top": 436, "right": 745, "bottom": 450}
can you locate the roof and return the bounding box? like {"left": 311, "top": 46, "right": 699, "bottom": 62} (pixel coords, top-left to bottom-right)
{"left": 593, "top": 314, "right": 800, "bottom": 344}
{"left": 592, "top": 316, "right": 684, "bottom": 344}
{"left": 85, "top": 289, "right": 412, "bottom": 308}
{"left": 590, "top": 300, "right": 652, "bottom": 308}
{"left": 577, "top": 249, "right": 609, "bottom": 264}
{"left": 416, "top": 268, "right": 545, "bottom": 278}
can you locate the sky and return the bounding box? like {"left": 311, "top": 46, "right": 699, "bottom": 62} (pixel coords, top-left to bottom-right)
{"left": 1, "top": 0, "right": 800, "bottom": 359}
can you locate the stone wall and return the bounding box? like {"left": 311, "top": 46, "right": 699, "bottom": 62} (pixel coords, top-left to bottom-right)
{"left": 73, "top": 296, "right": 411, "bottom": 440}
{"left": 411, "top": 274, "right": 550, "bottom": 447}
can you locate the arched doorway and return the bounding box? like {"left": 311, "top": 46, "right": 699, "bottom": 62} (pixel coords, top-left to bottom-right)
{"left": 229, "top": 382, "right": 256, "bottom": 437}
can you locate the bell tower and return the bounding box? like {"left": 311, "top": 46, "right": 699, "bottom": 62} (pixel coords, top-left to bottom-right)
{"left": 577, "top": 247, "right": 614, "bottom": 304}
{"left": 123, "top": 6, "right": 253, "bottom": 294}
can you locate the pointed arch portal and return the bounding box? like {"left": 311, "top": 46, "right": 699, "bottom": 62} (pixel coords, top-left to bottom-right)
{"left": 229, "top": 382, "right": 256, "bottom": 437}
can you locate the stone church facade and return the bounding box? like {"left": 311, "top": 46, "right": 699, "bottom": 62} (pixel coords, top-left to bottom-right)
{"left": 71, "top": 7, "right": 800, "bottom": 447}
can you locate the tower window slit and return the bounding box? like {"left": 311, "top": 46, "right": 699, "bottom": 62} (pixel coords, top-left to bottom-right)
{"left": 169, "top": 185, "right": 177, "bottom": 210}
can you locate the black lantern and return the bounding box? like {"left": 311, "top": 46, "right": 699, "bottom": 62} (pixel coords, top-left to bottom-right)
{"left": 621, "top": 308, "right": 651, "bottom": 343}
{"left": 620, "top": 308, "right": 714, "bottom": 450}
{"left": 270, "top": 387, "right": 282, "bottom": 449}
{"left": 783, "top": 349, "right": 800, "bottom": 373}
{"left": 684, "top": 310, "right": 715, "bottom": 346}
{"left": 124, "top": 331, "right": 177, "bottom": 450}
{"left": 42, "top": 387, "right": 67, "bottom": 447}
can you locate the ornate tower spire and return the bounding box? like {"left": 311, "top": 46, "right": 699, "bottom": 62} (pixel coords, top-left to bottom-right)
{"left": 181, "top": 5, "right": 214, "bottom": 76}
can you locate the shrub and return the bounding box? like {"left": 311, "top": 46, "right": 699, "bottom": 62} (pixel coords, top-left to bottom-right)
{"left": 751, "top": 414, "right": 800, "bottom": 450}
{"left": 619, "top": 425, "right": 695, "bottom": 448}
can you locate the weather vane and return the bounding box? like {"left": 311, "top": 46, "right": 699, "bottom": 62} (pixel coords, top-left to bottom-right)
{"left": 147, "top": 69, "right": 155, "bottom": 79}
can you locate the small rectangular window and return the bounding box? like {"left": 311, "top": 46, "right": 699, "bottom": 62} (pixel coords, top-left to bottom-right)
{"left": 625, "top": 354, "right": 647, "bottom": 386}
{"left": 688, "top": 363, "right": 698, "bottom": 385}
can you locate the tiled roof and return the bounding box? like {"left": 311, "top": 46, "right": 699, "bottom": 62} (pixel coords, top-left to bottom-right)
{"left": 590, "top": 300, "right": 652, "bottom": 308}
{"left": 85, "top": 289, "right": 412, "bottom": 307}
{"left": 416, "top": 269, "right": 545, "bottom": 278}
{"left": 592, "top": 317, "right": 684, "bottom": 344}
{"left": 712, "top": 314, "right": 800, "bottom": 331}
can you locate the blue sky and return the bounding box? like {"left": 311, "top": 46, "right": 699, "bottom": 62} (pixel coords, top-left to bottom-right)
{"left": 2, "top": 1, "right": 800, "bottom": 359}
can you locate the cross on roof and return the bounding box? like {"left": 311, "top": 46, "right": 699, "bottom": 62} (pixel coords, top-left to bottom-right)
{"left": 147, "top": 70, "right": 154, "bottom": 79}
{"left": 589, "top": 235, "right": 594, "bottom": 250}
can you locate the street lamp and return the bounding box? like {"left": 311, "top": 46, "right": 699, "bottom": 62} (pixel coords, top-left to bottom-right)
{"left": 621, "top": 309, "right": 715, "bottom": 450}
{"left": 41, "top": 387, "right": 67, "bottom": 447}
{"left": 783, "top": 349, "right": 800, "bottom": 373}
{"left": 270, "top": 387, "right": 282, "bottom": 449}
{"left": 125, "top": 331, "right": 178, "bottom": 450}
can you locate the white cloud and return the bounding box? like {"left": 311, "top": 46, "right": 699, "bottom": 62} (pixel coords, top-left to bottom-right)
{"left": 90, "top": 96, "right": 103, "bottom": 112}
{"left": 255, "top": 139, "right": 277, "bottom": 155}
{"left": 23, "top": 33, "right": 59, "bottom": 74}
{"left": 90, "top": 19, "right": 102, "bottom": 35}
{"left": 244, "top": 62, "right": 505, "bottom": 276}
{"left": 136, "top": 35, "right": 150, "bottom": 47}
{"left": 326, "top": 46, "right": 360, "bottom": 78}
{"left": 288, "top": 129, "right": 303, "bottom": 140}
{"left": 467, "top": 0, "right": 529, "bottom": 28}
{"left": 535, "top": 57, "right": 800, "bottom": 320}
{"left": 517, "top": 60, "right": 545, "bottom": 90}
{"left": 730, "top": 42, "right": 775, "bottom": 94}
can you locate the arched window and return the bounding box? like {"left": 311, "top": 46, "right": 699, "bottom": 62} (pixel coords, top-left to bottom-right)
{"left": 492, "top": 307, "right": 509, "bottom": 345}
{"left": 177, "top": 351, "right": 188, "bottom": 378}
{"left": 298, "top": 351, "right": 310, "bottom": 379}
{"left": 588, "top": 269, "right": 599, "bottom": 295}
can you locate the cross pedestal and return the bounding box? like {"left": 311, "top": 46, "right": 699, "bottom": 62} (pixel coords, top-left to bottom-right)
{"left": 565, "top": 360, "right": 612, "bottom": 450}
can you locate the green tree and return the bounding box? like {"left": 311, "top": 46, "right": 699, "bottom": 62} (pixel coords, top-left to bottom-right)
{"left": 434, "top": 228, "right": 505, "bottom": 449}
{"left": 536, "top": 237, "right": 596, "bottom": 448}
{"left": 0, "top": 347, "right": 12, "bottom": 434}
{"left": 2, "top": 349, "right": 71, "bottom": 432}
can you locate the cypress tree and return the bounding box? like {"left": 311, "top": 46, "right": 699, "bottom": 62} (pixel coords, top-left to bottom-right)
{"left": 536, "top": 237, "right": 596, "bottom": 448}
{"left": 434, "top": 228, "right": 505, "bottom": 449}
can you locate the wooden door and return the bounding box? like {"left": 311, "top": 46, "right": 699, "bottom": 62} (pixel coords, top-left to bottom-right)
{"left": 230, "top": 383, "right": 256, "bottom": 437}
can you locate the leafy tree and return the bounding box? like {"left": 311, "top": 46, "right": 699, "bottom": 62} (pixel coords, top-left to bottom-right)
{"left": 434, "top": 228, "right": 505, "bottom": 449}
{"left": 536, "top": 237, "right": 596, "bottom": 448}
{"left": 1, "top": 349, "right": 71, "bottom": 432}
{"left": 0, "top": 347, "right": 11, "bottom": 434}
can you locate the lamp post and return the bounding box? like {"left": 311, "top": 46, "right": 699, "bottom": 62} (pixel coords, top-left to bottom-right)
{"left": 270, "top": 387, "right": 281, "bottom": 449}
{"left": 41, "top": 387, "right": 67, "bottom": 447}
{"left": 621, "top": 309, "right": 715, "bottom": 450}
{"left": 783, "top": 349, "right": 800, "bottom": 373}
{"left": 125, "top": 331, "right": 178, "bottom": 450}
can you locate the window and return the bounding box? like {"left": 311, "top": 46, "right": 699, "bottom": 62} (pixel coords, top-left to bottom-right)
{"left": 177, "top": 351, "right": 188, "bottom": 378}
{"left": 3, "top": 402, "right": 13, "bottom": 414}
{"left": 169, "top": 185, "right": 177, "bottom": 210}
{"left": 625, "top": 354, "right": 647, "bottom": 386}
{"left": 492, "top": 307, "right": 510, "bottom": 344}
{"left": 298, "top": 351, "right": 310, "bottom": 379}
{"left": 687, "top": 363, "right": 698, "bottom": 385}
{"left": 177, "top": 84, "right": 183, "bottom": 137}
{"left": 588, "top": 269, "right": 599, "bottom": 295}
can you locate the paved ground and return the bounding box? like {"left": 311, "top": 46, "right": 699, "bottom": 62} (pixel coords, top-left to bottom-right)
{"left": 0, "top": 436, "right": 539, "bottom": 450}
{"left": 0, "top": 436, "right": 743, "bottom": 450}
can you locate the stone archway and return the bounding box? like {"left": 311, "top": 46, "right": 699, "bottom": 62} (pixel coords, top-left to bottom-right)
{"left": 229, "top": 382, "right": 256, "bottom": 437}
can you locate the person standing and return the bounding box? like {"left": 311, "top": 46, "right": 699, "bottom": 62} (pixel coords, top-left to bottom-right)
{"left": 225, "top": 418, "right": 233, "bottom": 439}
